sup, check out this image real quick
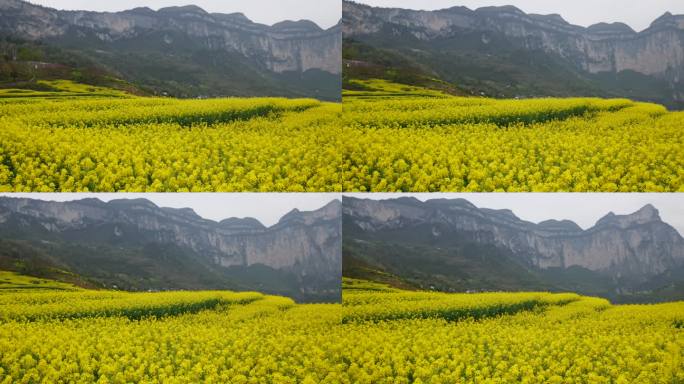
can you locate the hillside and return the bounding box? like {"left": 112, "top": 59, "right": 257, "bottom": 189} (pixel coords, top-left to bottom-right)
{"left": 343, "top": 1, "right": 684, "bottom": 109}
{"left": 0, "top": 197, "right": 342, "bottom": 302}
{"left": 0, "top": 0, "right": 342, "bottom": 100}
{"left": 343, "top": 197, "right": 684, "bottom": 302}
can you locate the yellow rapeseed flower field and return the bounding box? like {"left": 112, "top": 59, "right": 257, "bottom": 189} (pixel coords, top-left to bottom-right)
{"left": 1, "top": 276, "right": 681, "bottom": 383}
{"left": 342, "top": 80, "right": 684, "bottom": 192}
{"left": 0, "top": 96, "right": 343, "bottom": 192}
{"left": 2, "top": 79, "right": 682, "bottom": 191}
{"left": 339, "top": 279, "right": 684, "bottom": 384}
{"left": 0, "top": 283, "right": 343, "bottom": 384}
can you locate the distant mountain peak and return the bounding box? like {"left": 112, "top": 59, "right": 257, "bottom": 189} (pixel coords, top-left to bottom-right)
{"left": 475, "top": 5, "right": 525, "bottom": 15}
{"left": 442, "top": 5, "right": 472, "bottom": 14}
{"left": 219, "top": 217, "right": 265, "bottom": 230}
{"left": 595, "top": 204, "right": 662, "bottom": 229}
{"left": 655, "top": 11, "right": 674, "bottom": 22}
{"left": 638, "top": 203, "right": 660, "bottom": 218}
{"left": 74, "top": 197, "right": 106, "bottom": 206}
{"left": 124, "top": 6, "right": 155, "bottom": 15}
{"left": 279, "top": 208, "right": 302, "bottom": 223}
{"left": 161, "top": 207, "right": 203, "bottom": 221}
{"left": 278, "top": 200, "right": 342, "bottom": 225}
{"left": 529, "top": 13, "right": 570, "bottom": 26}
{"left": 537, "top": 219, "right": 583, "bottom": 232}
{"left": 484, "top": 208, "right": 520, "bottom": 221}
{"left": 221, "top": 12, "right": 250, "bottom": 21}
{"left": 425, "top": 198, "right": 476, "bottom": 209}
{"left": 649, "top": 11, "right": 684, "bottom": 29}
{"left": 322, "top": 199, "right": 342, "bottom": 211}
{"left": 546, "top": 13, "right": 567, "bottom": 23}
{"left": 587, "top": 22, "right": 636, "bottom": 34}
{"left": 380, "top": 196, "right": 420, "bottom": 207}
{"left": 271, "top": 19, "right": 322, "bottom": 32}
{"left": 157, "top": 5, "right": 207, "bottom": 15}
{"left": 107, "top": 198, "right": 158, "bottom": 209}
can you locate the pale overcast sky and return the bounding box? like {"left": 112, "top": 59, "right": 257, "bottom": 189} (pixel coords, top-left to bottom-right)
{"left": 344, "top": 193, "right": 684, "bottom": 235}
{"left": 27, "top": 0, "right": 342, "bottom": 29}
{"left": 1, "top": 193, "right": 340, "bottom": 227}
{"left": 353, "top": 0, "right": 684, "bottom": 32}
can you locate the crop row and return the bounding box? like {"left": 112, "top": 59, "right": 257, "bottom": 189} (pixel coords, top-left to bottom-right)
{"left": 342, "top": 103, "right": 684, "bottom": 192}
{"left": 342, "top": 289, "right": 580, "bottom": 323}
{"left": 1, "top": 93, "right": 682, "bottom": 191}
{"left": 0, "top": 283, "right": 681, "bottom": 383}
{"left": 0, "top": 102, "right": 343, "bottom": 192}
{"left": 0, "top": 290, "right": 264, "bottom": 322}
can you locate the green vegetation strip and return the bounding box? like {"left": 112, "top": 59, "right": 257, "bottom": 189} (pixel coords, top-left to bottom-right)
{"left": 0, "top": 291, "right": 264, "bottom": 322}
{"left": 342, "top": 287, "right": 581, "bottom": 324}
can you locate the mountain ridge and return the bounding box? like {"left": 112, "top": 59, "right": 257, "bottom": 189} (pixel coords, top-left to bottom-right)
{"left": 343, "top": 1, "right": 684, "bottom": 108}
{"left": 0, "top": 0, "right": 342, "bottom": 99}
{"left": 9, "top": 0, "right": 336, "bottom": 33}
{"left": 343, "top": 196, "right": 684, "bottom": 302}
{"left": 345, "top": 1, "right": 682, "bottom": 35}
{"left": 346, "top": 196, "right": 677, "bottom": 237}
{"left": 0, "top": 196, "right": 342, "bottom": 302}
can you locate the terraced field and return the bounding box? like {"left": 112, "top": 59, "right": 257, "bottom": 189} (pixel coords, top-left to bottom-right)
{"left": 0, "top": 82, "right": 342, "bottom": 192}
{"left": 0, "top": 273, "right": 342, "bottom": 383}
{"left": 342, "top": 80, "right": 684, "bottom": 192}
{"left": 340, "top": 279, "right": 684, "bottom": 384}
{"left": 1, "top": 273, "right": 681, "bottom": 383}
{"left": 3, "top": 79, "right": 681, "bottom": 192}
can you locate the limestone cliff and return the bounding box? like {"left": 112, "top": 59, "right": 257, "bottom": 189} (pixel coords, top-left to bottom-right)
{"left": 343, "top": 197, "right": 684, "bottom": 283}
{"left": 343, "top": 1, "right": 684, "bottom": 107}
{"left": 0, "top": 0, "right": 341, "bottom": 99}
{"left": 0, "top": 197, "right": 342, "bottom": 301}
{"left": 0, "top": 0, "right": 341, "bottom": 74}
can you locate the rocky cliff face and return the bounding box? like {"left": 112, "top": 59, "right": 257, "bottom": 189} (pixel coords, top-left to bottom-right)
{"left": 0, "top": 0, "right": 341, "bottom": 74}
{"left": 343, "top": 197, "right": 684, "bottom": 282}
{"left": 0, "top": 0, "right": 341, "bottom": 99}
{"left": 344, "top": 1, "right": 683, "bottom": 81}
{"left": 343, "top": 1, "right": 684, "bottom": 106}
{"left": 0, "top": 197, "right": 342, "bottom": 301}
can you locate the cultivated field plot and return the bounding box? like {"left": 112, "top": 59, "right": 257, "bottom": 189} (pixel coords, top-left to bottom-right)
{"left": 0, "top": 273, "right": 343, "bottom": 384}
{"left": 1, "top": 273, "right": 682, "bottom": 383}
{"left": 0, "top": 87, "right": 342, "bottom": 192}
{"left": 342, "top": 80, "right": 684, "bottom": 192}
{"left": 340, "top": 279, "right": 684, "bottom": 384}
